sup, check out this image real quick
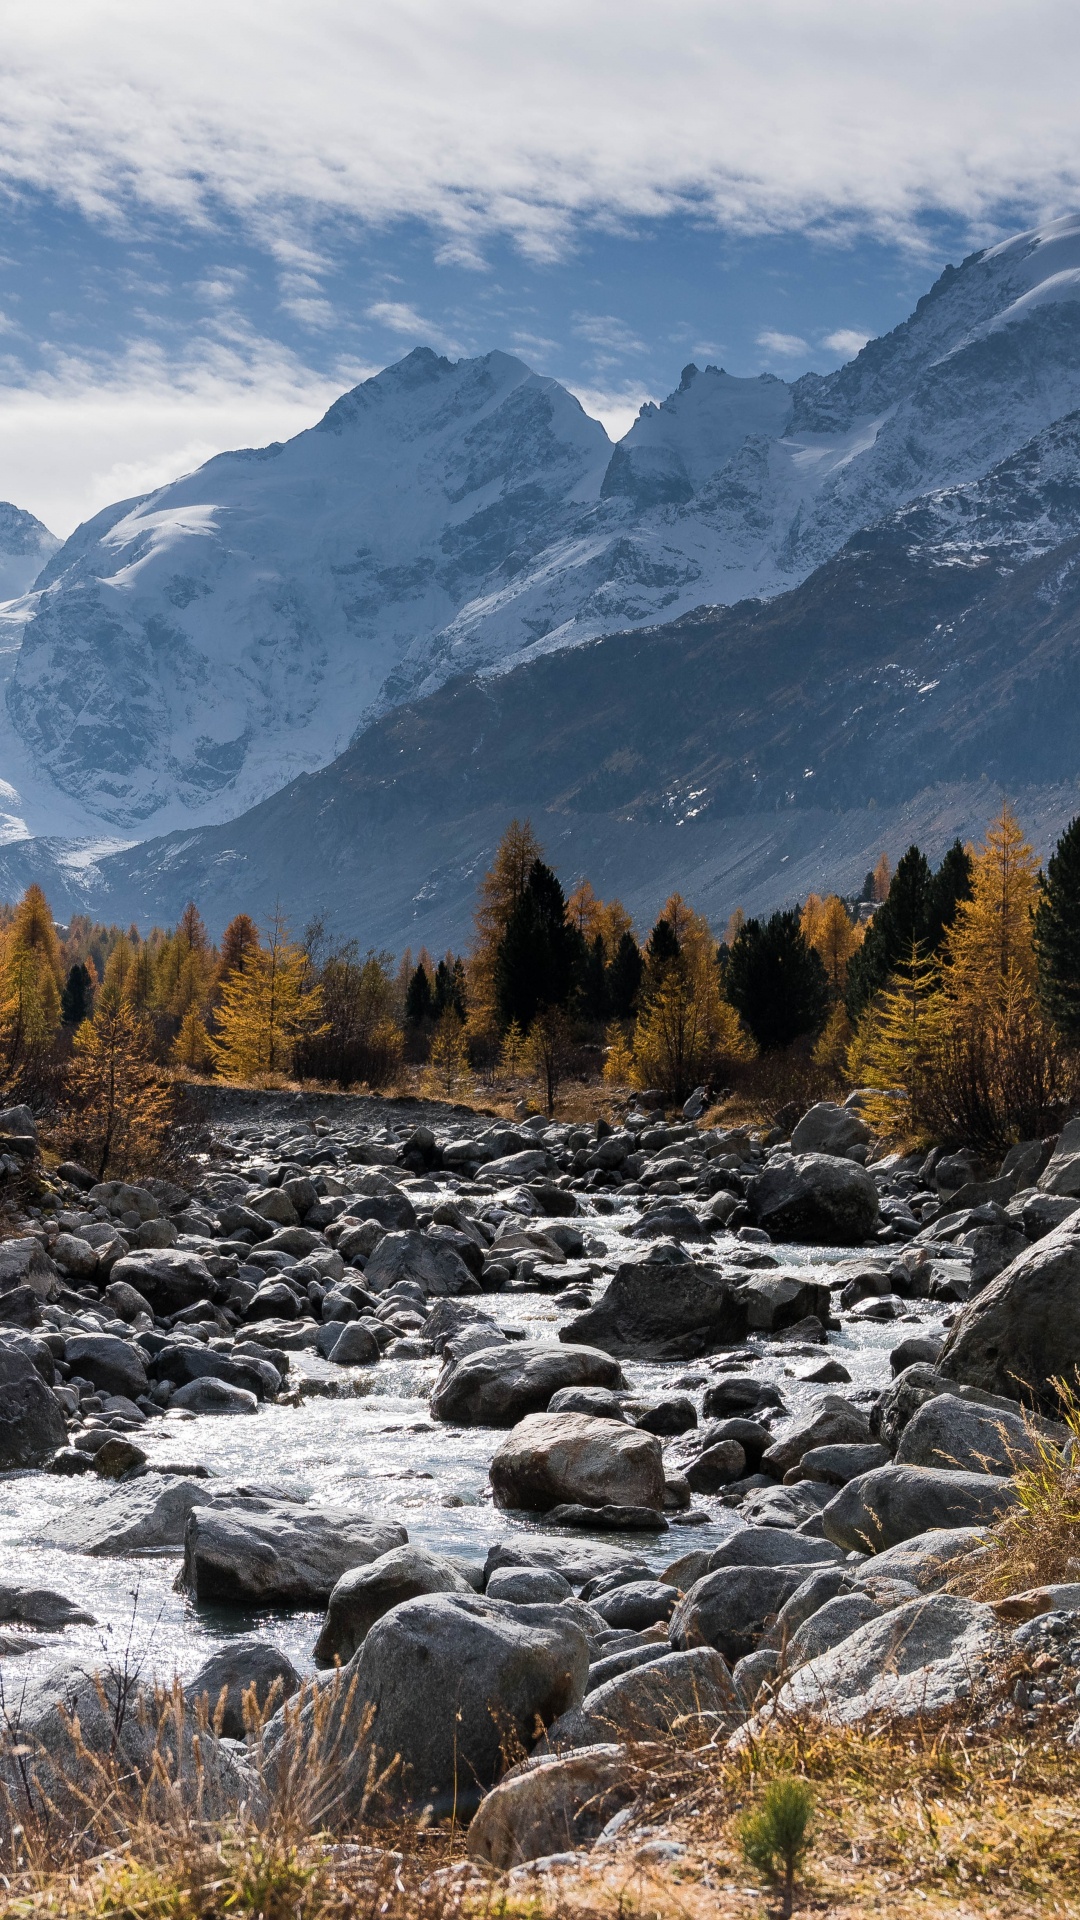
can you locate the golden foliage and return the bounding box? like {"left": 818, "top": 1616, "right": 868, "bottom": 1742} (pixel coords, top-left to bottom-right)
{"left": 60, "top": 996, "right": 174, "bottom": 1179}
{"left": 210, "top": 915, "right": 325, "bottom": 1081}
{"left": 422, "top": 1007, "right": 473, "bottom": 1100}
{"left": 603, "top": 1020, "right": 636, "bottom": 1087}
{"left": 0, "top": 883, "right": 64, "bottom": 1089}
{"left": 634, "top": 944, "right": 753, "bottom": 1102}
{"left": 171, "top": 1007, "right": 214, "bottom": 1072}
{"left": 802, "top": 892, "right": 861, "bottom": 992}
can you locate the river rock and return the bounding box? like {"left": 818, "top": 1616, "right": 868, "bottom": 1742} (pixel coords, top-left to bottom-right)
{"left": 938, "top": 1217, "right": 1080, "bottom": 1413}
{"left": 63, "top": 1333, "right": 149, "bottom": 1400}
{"left": 1036, "top": 1117, "right": 1080, "bottom": 1196}
{"left": 431, "top": 1341, "right": 624, "bottom": 1426}
{"left": 171, "top": 1378, "right": 258, "bottom": 1415}
{"left": 314, "top": 1545, "right": 473, "bottom": 1665}
{"left": 109, "top": 1249, "right": 214, "bottom": 1315}
{"left": 182, "top": 1507, "right": 408, "bottom": 1605}
{"left": 784, "top": 1590, "right": 902, "bottom": 1669}
{"left": 0, "top": 1238, "right": 59, "bottom": 1300}
{"left": 663, "top": 1528, "right": 845, "bottom": 1590}
{"left": 186, "top": 1638, "right": 301, "bottom": 1738}
{"left": 895, "top": 1392, "right": 1038, "bottom": 1475}
{"left": 746, "top": 1154, "right": 880, "bottom": 1244}
{"left": 48, "top": 1478, "right": 296, "bottom": 1555}
{"left": 847, "top": 1526, "right": 989, "bottom": 1591}
{"left": 363, "top": 1231, "right": 477, "bottom": 1297}
{"left": 485, "top": 1566, "right": 574, "bottom": 1604}
{"left": 468, "top": 1744, "right": 637, "bottom": 1868}
{"left": 543, "top": 1647, "right": 740, "bottom": 1750}
{"left": 798, "top": 1442, "right": 890, "bottom": 1483}
{"left": 669, "top": 1565, "right": 810, "bottom": 1662}
{"left": 761, "top": 1398, "right": 873, "bottom": 1476}
{"left": 559, "top": 1261, "right": 747, "bottom": 1359}
{"left": 0, "top": 1583, "right": 95, "bottom": 1628}
{"left": 271, "top": 1593, "right": 589, "bottom": 1821}
{"left": 590, "top": 1581, "right": 677, "bottom": 1630}
{"left": 0, "top": 1346, "right": 67, "bottom": 1467}
{"left": 762, "top": 1594, "right": 1008, "bottom": 1724}
{"left": 490, "top": 1412, "right": 665, "bottom": 1514}
{"left": 734, "top": 1273, "right": 832, "bottom": 1334}
{"left": 790, "top": 1102, "right": 871, "bottom": 1157}
{"left": 822, "top": 1464, "right": 1017, "bottom": 1553}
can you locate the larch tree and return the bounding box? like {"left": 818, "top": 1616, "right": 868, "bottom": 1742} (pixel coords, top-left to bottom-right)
{"left": 62, "top": 992, "right": 173, "bottom": 1179}
{"left": 424, "top": 1006, "right": 473, "bottom": 1100}
{"left": 0, "top": 884, "right": 64, "bottom": 1091}
{"left": 210, "top": 914, "right": 325, "bottom": 1081}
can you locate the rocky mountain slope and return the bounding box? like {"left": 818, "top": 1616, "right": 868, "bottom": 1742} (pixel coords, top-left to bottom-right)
{"left": 0, "top": 503, "right": 58, "bottom": 601}
{"left": 6, "top": 215, "right": 1080, "bottom": 849}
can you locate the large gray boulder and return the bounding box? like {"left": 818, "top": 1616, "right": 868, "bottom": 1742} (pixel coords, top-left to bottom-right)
{"left": 0, "top": 1346, "right": 66, "bottom": 1468}
{"left": 847, "top": 1526, "right": 987, "bottom": 1592}
{"left": 108, "top": 1248, "right": 214, "bottom": 1315}
{"left": 0, "top": 1238, "right": 59, "bottom": 1301}
{"left": 762, "top": 1594, "right": 1008, "bottom": 1724}
{"left": 431, "top": 1342, "right": 624, "bottom": 1426}
{"left": 559, "top": 1261, "right": 748, "bottom": 1360}
{"left": 790, "top": 1103, "right": 871, "bottom": 1157}
{"left": 171, "top": 1378, "right": 258, "bottom": 1415}
{"left": 734, "top": 1273, "right": 832, "bottom": 1335}
{"left": 63, "top": 1333, "right": 148, "bottom": 1400}
{"left": 938, "top": 1216, "right": 1080, "bottom": 1413}
{"left": 314, "top": 1545, "right": 472, "bottom": 1665}
{"left": 181, "top": 1506, "right": 408, "bottom": 1605}
{"left": 490, "top": 1411, "right": 665, "bottom": 1513}
{"left": 363, "top": 1231, "right": 477, "bottom": 1297}
{"left": 746, "top": 1154, "right": 880, "bottom": 1244}
{"left": 895, "top": 1392, "right": 1038, "bottom": 1475}
{"left": 468, "top": 1745, "right": 637, "bottom": 1868}
{"left": 185, "top": 1638, "right": 300, "bottom": 1739}
{"left": 1036, "top": 1117, "right": 1080, "bottom": 1196}
{"left": 822, "top": 1464, "right": 1017, "bottom": 1553}
{"left": 663, "top": 1527, "right": 844, "bottom": 1590}
{"left": 761, "top": 1397, "right": 873, "bottom": 1476}
{"left": 48, "top": 1478, "right": 297, "bottom": 1555}
{"left": 784, "top": 1590, "right": 902, "bottom": 1669}
{"left": 669, "top": 1565, "right": 811, "bottom": 1663}
{"left": 543, "top": 1647, "right": 740, "bottom": 1750}
{"left": 269, "top": 1593, "right": 589, "bottom": 1820}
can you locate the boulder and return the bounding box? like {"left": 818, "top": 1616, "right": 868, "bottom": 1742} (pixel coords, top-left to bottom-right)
{"left": 822, "top": 1464, "right": 1017, "bottom": 1553}
{"left": 543, "top": 1647, "right": 739, "bottom": 1750}
{"left": 155, "top": 1342, "right": 278, "bottom": 1400}
{"left": 663, "top": 1528, "right": 845, "bottom": 1588}
{"left": 968, "top": 1224, "right": 1028, "bottom": 1292}
{"left": 761, "top": 1398, "right": 873, "bottom": 1476}
{"left": 182, "top": 1506, "right": 408, "bottom": 1605}
{"left": 431, "top": 1342, "right": 624, "bottom": 1427}
{"left": 47, "top": 1478, "right": 291, "bottom": 1555}
{"left": 52, "top": 1233, "right": 100, "bottom": 1279}
{"left": 938, "top": 1218, "right": 1080, "bottom": 1413}
{"left": 327, "top": 1322, "right": 381, "bottom": 1365}
{"left": 185, "top": 1638, "right": 300, "bottom": 1738}
{"left": 314, "top": 1545, "right": 472, "bottom": 1665}
{"left": 746, "top": 1154, "right": 880, "bottom": 1244}
{"left": 486, "top": 1566, "right": 574, "bottom": 1604}
{"left": 249, "top": 1188, "right": 300, "bottom": 1227}
{"left": 0, "top": 1326, "right": 53, "bottom": 1380}
{"left": 269, "top": 1593, "right": 589, "bottom": 1819}
{"left": 766, "top": 1566, "right": 850, "bottom": 1646}
{"left": 482, "top": 1150, "right": 552, "bottom": 1183}
{"left": 363, "top": 1231, "right": 477, "bottom": 1297}
{"left": 0, "top": 1238, "right": 59, "bottom": 1301}
{"left": 871, "top": 1363, "right": 949, "bottom": 1449}
{"left": 784, "top": 1591, "right": 900, "bottom": 1669}
{"left": 63, "top": 1333, "right": 148, "bottom": 1401}
{"left": 685, "top": 1440, "right": 747, "bottom": 1492}
{"left": 734, "top": 1273, "right": 832, "bottom": 1334}
{"left": 0, "top": 1584, "right": 94, "bottom": 1628}
{"left": 104, "top": 1278, "right": 154, "bottom": 1321}
{"left": 848, "top": 1526, "right": 988, "bottom": 1592}
{"left": 1036, "top": 1117, "right": 1080, "bottom": 1196}
{"left": 0, "top": 1346, "right": 67, "bottom": 1467}
{"left": 559, "top": 1261, "right": 747, "bottom": 1360}
{"left": 790, "top": 1103, "right": 871, "bottom": 1157}
{"left": 669, "top": 1565, "right": 811, "bottom": 1662}
{"left": 171, "top": 1378, "right": 258, "bottom": 1415}
{"left": 108, "top": 1249, "right": 214, "bottom": 1316}
{"left": 490, "top": 1411, "right": 665, "bottom": 1514}
{"left": 798, "top": 1442, "right": 890, "bottom": 1484}
{"left": 895, "top": 1392, "right": 1038, "bottom": 1475}
{"left": 763, "top": 1594, "right": 1008, "bottom": 1724}
{"left": 0, "top": 1287, "right": 43, "bottom": 1330}
{"left": 590, "top": 1581, "right": 677, "bottom": 1630}
{"left": 468, "top": 1744, "right": 637, "bottom": 1868}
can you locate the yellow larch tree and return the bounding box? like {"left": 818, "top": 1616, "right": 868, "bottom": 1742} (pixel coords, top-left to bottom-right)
{"left": 0, "top": 884, "right": 64, "bottom": 1090}
{"left": 210, "top": 914, "right": 325, "bottom": 1081}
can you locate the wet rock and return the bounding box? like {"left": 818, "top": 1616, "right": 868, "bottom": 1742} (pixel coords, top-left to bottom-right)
{"left": 314, "top": 1544, "right": 473, "bottom": 1665}
{"left": 685, "top": 1439, "right": 747, "bottom": 1491}
{"left": 468, "top": 1745, "right": 637, "bottom": 1868}
{"left": 895, "top": 1392, "right": 1038, "bottom": 1475}
{"left": 890, "top": 1334, "right": 944, "bottom": 1374}
{"left": 431, "top": 1342, "right": 624, "bottom": 1427}
{"left": 746, "top": 1154, "right": 880, "bottom": 1244}
{"left": 47, "top": 1477, "right": 293, "bottom": 1555}
{"left": 490, "top": 1411, "right": 665, "bottom": 1514}
{"left": 182, "top": 1506, "right": 408, "bottom": 1605}
{"left": 548, "top": 1503, "right": 669, "bottom": 1531}
{"left": 0, "top": 1346, "right": 67, "bottom": 1467}
{"left": 326, "top": 1322, "right": 381, "bottom": 1365}
{"left": 559, "top": 1261, "right": 747, "bottom": 1360}
{"left": 761, "top": 1398, "right": 872, "bottom": 1476}
{"left": 548, "top": 1386, "right": 628, "bottom": 1422}
{"left": 701, "top": 1376, "right": 785, "bottom": 1419}
{"left": 822, "top": 1464, "right": 1017, "bottom": 1553}
{"left": 171, "top": 1378, "right": 258, "bottom": 1415}
{"left": 669, "top": 1565, "right": 811, "bottom": 1662}
{"left": 186, "top": 1638, "right": 301, "bottom": 1738}
{"left": 734, "top": 1273, "right": 832, "bottom": 1334}
{"left": 92, "top": 1437, "right": 147, "bottom": 1478}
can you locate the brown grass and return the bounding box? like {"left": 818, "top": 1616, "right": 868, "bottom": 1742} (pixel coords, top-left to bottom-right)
{"left": 948, "top": 1380, "right": 1080, "bottom": 1603}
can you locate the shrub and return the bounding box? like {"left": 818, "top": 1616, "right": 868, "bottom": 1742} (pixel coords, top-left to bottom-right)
{"left": 739, "top": 1775, "right": 814, "bottom": 1917}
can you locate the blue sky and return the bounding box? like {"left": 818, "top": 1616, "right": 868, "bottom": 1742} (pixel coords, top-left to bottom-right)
{"left": 0, "top": 1, "right": 1078, "bottom": 535}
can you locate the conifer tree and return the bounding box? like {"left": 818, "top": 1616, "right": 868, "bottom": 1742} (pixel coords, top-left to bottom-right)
{"left": 580, "top": 933, "right": 609, "bottom": 1021}
{"left": 211, "top": 914, "right": 325, "bottom": 1080}
{"left": 945, "top": 803, "right": 1038, "bottom": 998}
{"left": 606, "top": 930, "right": 644, "bottom": 1018}
{"left": 849, "top": 942, "right": 939, "bottom": 1138}
{"left": 61, "top": 962, "right": 94, "bottom": 1027}
{"left": 172, "top": 1007, "right": 214, "bottom": 1072}
{"left": 405, "top": 962, "right": 434, "bottom": 1024}
{"left": 62, "top": 994, "right": 173, "bottom": 1179}
{"left": 926, "top": 839, "right": 974, "bottom": 952}
{"left": 495, "top": 858, "right": 580, "bottom": 1028}
{"left": 469, "top": 819, "right": 543, "bottom": 1024}
{"left": 498, "top": 1019, "right": 526, "bottom": 1076}
{"left": 217, "top": 913, "right": 260, "bottom": 985}
{"left": 726, "top": 910, "right": 830, "bottom": 1051}
{"left": 845, "top": 845, "right": 933, "bottom": 1016}
{"left": 0, "top": 884, "right": 64, "bottom": 1088}
{"left": 1034, "top": 814, "right": 1080, "bottom": 1042}
{"left": 802, "top": 893, "right": 860, "bottom": 995}
{"left": 424, "top": 1007, "right": 473, "bottom": 1100}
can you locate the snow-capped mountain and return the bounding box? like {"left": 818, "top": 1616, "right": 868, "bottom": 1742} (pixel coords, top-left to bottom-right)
{"left": 7, "top": 213, "right": 1080, "bottom": 848}
{"left": 0, "top": 504, "right": 58, "bottom": 601}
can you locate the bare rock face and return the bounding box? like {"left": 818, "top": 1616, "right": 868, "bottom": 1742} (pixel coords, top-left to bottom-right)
{"left": 489, "top": 1411, "right": 665, "bottom": 1514}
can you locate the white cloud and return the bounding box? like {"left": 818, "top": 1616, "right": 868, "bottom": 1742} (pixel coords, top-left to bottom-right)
{"left": 566, "top": 380, "right": 651, "bottom": 442}
{"left": 573, "top": 313, "right": 647, "bottom": 354}
{"left": 365, "top": 300, "right": 463, "bottom": 356}
{"left": 822, "top": 327, "right": 870, "bottom": 357}
{"left": 0, "top": 3, "right": 1077, "bottom": 262}
{"left": 757, "top": 329, "right": 810, "bottom": 358}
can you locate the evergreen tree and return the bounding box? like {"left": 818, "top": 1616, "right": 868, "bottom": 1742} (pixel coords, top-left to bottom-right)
{"left": 645, "top": 915, "right": 680, "bottom": 972}
{"left": 494, "top": 858, "right": 579, "bottom": 1028}
{"left": 726, "top": 909, "right": 830, "bottom": 1051}
{"left": 606, "top": 930, "right": 644, "bottom": 1017}
{"left": 580, "top": 934, "right": 609, "bottom": 1022}
{"left": 845, "top": 845, "right": 933, "bottom": 1017}
{"left": 405, "top": 962, "right": 434, "bottom": 1024}
{"left": 1035, "top": 814, "right": 1080, "bottom": 1042}
{"left": 433, "top": 955, "right": 467, "bottom": 1019}
{"left": 926, "top": 839, "right": 974, "bottom": 953}
{"left": 61, "top": 962, "right": 94, "bottom": 1027}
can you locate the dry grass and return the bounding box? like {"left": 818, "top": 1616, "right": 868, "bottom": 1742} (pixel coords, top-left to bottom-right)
{"left": 952, "top": 1380, "right": 1080, "bottom": 1602}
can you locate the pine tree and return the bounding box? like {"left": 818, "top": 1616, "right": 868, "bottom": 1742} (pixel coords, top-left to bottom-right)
{"left": 580, "top": 934, "right": 609, "bottom": 1022}
{"left": 1035, "top": 814, "right": 1080, "bottom": 1042}
{"left": 494, "top": 858, "right": 580, "bottom": 1028}
{"left": 210, "top": 915, "right": 325, "bottom": 1081}
{"left": 645, "top": 915, "right": 680, "bottom": 973}
{"left": 469, "top": 819, "right": 543, "bottom": 1025}
{"left": 725, "top": 910, "right": 830, "bottom": 1051}
{"left": 217, "top": 913, "right": 260, "bottom": 985}
{"left": 845, "top": 845, "right": 933, "bottom": 1016}
{"left": 405, "top": 962, "right": 434, "bottom": 1024}
{"left": 606, "top": 930, "right": 644, "bottom": 1018}
{"left": 61, "top": 962, "right": 94, "bottom": 1026}
{"left": 926, "top": 839, "right": 974, "bottom": 953}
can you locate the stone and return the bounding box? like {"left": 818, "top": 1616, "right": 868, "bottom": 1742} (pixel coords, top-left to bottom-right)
{"left": 0, "top": 1289, "right": 43, "bottom": 1330}
{"left": 0, "top": 1346, "right": 67, "bottom": 1467}
{"left": 490, "top": 1411, "right": 665, "bottom": 1515}
{"left": 170, "top": 1378, "right": 259, "bottom": 1415}
{"left": 109, "top": 1249, "right": 214, "bottom": 1315}
{"left": 798, "top": 1443, "right": 890, "bottom": 1484}
{"left": 544, "top": 1648, "right": 739, "bottom": 1750}
{"left": 1036, "top": 1117, "right": 1080, "bottom": 1196}
{"left": 363, "top": 1231, "right": 477, "bottom": 1297}
{"left": 848, "top": 1526, "right": 987, "bottom": 1592}
{"left": 63, "top": 1333, "right": 149, "bottom": 1401}
{"left": 559, "top": 1261, "right": 747, "bottom": 1360}
{"left": 784, "top": 1590, "right": 908, "bottom": 1668}
{"left": 47, "top": 1477, "right": 292, "bottom": 1555}
{"left": 890, "top": 1335, "right": 944, "bottom": 1374}
{"left": 270, "top": 1593, "right": 589, "bottom": 1820}
{"left": 938, "top": 1217, "right": 1080, "bottom": 1414}
{"left": 822, "top": 1464, "right": 1017, "bottom": 1553}
{"left": 182, "top": 1506, "right": 408, "bottom": 1605}
{"left": 663, "top": 1528, "right": 845, "bottom": 1588}
{"left": 590, "top": 1581, "right": 677, "bottom": 1630}
{"left": 547, "top": 1386, "right": 627, "bottom": 1421}
{"left": 154, "top": 1342, "right": 279, "bottom": 1400}
{"left": 761, "top": 1398, "right": 872, "bottom": 1476}
{"left": 871, "top": 1363, "right": 948, "bottom": 1449}
{"left": 486, "top": 1566, "right": 574, "bottom": 1605}
{"left": 790, "top": 1103, "right": 871, "bottom": 1157}
{"left": 104, "top": 1278, "right": 154, "bottom": 1321}
{"left": 468, "top": 1745, "right": 637, "bottom": 1868}
{"left": 327, "top": 1322, "right": 381, "bottom": 1365}
{"left": 895, "top": 1392, "right": 1038, "bottom": 1475}
{"left": 52, "top": 1233, "right": 100, "bottom": 1278}
{"left": 763, "top": 1595, "right": 1008, "bottom": 1725}
{"left": 629, "top": 1395, "right": 698, "bottom": 1435}
{"left": 186, "top": 1638, "right": 301, "bottom": 1738}
{"left": 0, "top": 1238, "right": 59, "bottom": 1300}
{"left": 0, "top": 1104, "right": 35, "bottom": 1140}
{"left": 431, "top": 1342, "right": 624, "bottom": 1426}
{"left": 548, "top": 1503, "right": 668, "bottom": 1531}
{"left": 968, "top": 1224, "right": 1028, "bottom": 1292}
{"left": 314, "top": 1544, "right": 473, "bottom": 1665}
{"left": 766, "top": 1566, "right": 850, "bottom": 1646}
{"left": 685, "top": 1440, "right": 747, "bottom": 1492}
{"left": 0, "top": 1584, "right": 94, "bottom": 1628}
{"left": 482, "top": 1150, "right": 552, "bottom": 1183}
{"left": 669, "top": 1565, "right": 811, "bottom": 1662}
{"left": 92, "top": 1437, "right": 147, "bottom": 1479}
{"left": 130, "top": 1218, "right": 179, "bottom": 1250}
{"left": 88, "top": 1181, "right": 158, "bottom": 1220}
{"left": 701, "top": 1375, "right": 785, "bottom": 1419}
{"left": 249, "top": 1188, "right": 300, "bottom": 1227}
{"left": 746, "top": 1154, "right": 880, "bottom": 1244}
{"left": 735, "top": 1273, "right": 832, "bottom": 1334}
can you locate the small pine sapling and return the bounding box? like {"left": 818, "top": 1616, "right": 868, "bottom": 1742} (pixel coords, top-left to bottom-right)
{"left": 739, "top": 1776, "right": 814, "bottom": 1918}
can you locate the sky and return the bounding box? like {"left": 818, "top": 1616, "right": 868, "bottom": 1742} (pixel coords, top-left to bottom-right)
{"left": 2, "top": 1, "right": 1080, "bottom": 536}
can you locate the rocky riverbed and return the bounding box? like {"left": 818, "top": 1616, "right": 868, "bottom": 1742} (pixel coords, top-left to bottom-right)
{"left": 2, "top": 1088, "right": 1080, "bottom": 1860}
